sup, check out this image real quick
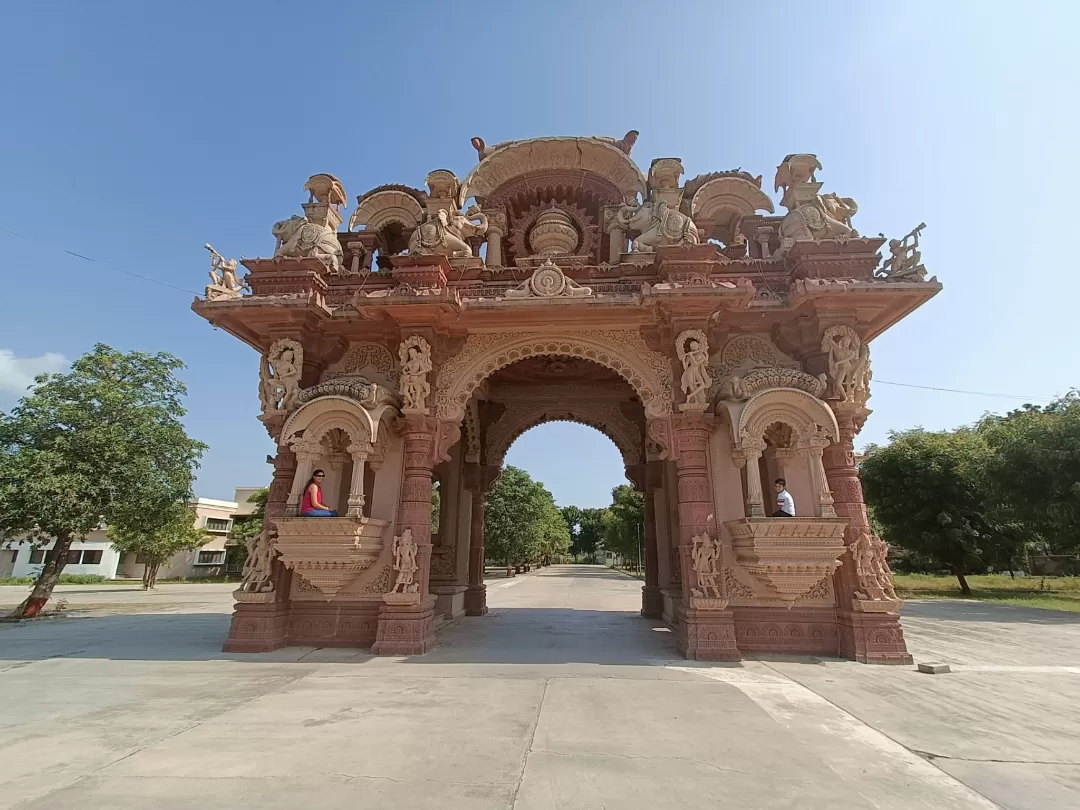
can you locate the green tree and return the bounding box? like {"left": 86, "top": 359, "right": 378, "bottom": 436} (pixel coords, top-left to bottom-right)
{"left": 537, "top": 486, "right": 571, "bottom": 561}
{"left": 108, "top": 504, "right": 210, "bottom": 589}
{"left": 978, "top": 392, "right": 1080, "bottom": 552}
{"left": 559, "top": 505, "right": 608, "bottom": 561}
{"left": 0, "top": 345, "right": 206, "bottom": 617}
{"left": 484, "top": 466, "right": 568, "bottom": 566}
{"left": 431, "top": 480, "right": 441, "bottom": 534}
{"left": 860, "top": 428, "right": 997, "bottom": 594}
{"left": 601, "top": 484, "right": 644, "bottom": 568}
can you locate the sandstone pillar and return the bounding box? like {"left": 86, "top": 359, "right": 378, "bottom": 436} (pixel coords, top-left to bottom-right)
{"left": 222, "top": 450, "right": 296, "bottom": 652}
{"left": 372, "top": 414, "right": 438, "bottom": 655}
{"left": 628, "top": 461, "right": 663, "bottom": 618}
{"left": 345, "top": 442, "right": 372, "bottom": 517}
{"left": 672, "top": 412, "right": 738, "bottom": 661}
{"left": 825, "top": 402, "right": 911, "bottom": 664}
{"left": 462, "top": 463, "right": 499, "bottom": 616}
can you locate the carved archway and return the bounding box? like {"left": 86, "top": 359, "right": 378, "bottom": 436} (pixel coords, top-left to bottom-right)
{"left": 281, "top": 395, "right": 396, "bottom": 449}
{"left": 486, "top": 402, "right": 642, "bottom": 467}
{"left": 435, "top": 331, "right": 674, "bottom": 423}
{"left": 732, "top": 388, "right": 839, "bottom": 447}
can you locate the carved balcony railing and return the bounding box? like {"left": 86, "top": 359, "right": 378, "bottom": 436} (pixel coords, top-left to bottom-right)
{"left": 272, "top": 516, "right": 391, "bottom": 599}
{"left": 723, "top": 517, "right": 847, "bottom": 601}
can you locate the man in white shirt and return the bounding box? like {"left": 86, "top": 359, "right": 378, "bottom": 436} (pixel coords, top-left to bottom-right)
{"left": 773, "top": 478, "right": 795, "bottom": 517}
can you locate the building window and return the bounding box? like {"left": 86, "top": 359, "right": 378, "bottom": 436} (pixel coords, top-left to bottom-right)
{"left": 29, "top": 548, "right": 46, "bottom": 565}
{"left": 204, "top": 518, "right": 231, "bottom": 533}
{"left": 81, "top": 550, "right": 103, "bottom": 565}
{"left": 66, "top": 549, "right": 83, "bottom": 565}
{"left": 24, "top": 547, "right": 105, "bottom": 566}
{"left": 196, "top": 550, "right": 226, "bottom": 566}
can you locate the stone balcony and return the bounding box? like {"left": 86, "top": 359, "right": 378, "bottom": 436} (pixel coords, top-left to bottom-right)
{"left": 723, "top": 517, "right": 847, "bottom": 601}
{"left": 273, "top": 516, "right": 391, "bottom": 599}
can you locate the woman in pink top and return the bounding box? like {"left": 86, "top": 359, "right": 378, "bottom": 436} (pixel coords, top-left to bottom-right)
{"left": 301, "top": 469, "right": 337, "bottom": 517}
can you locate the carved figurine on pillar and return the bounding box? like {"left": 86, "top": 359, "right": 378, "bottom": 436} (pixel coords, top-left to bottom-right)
{"left": 672, "top": 411, "right": 739, "bottom": 661}
{"left": 372, "top": 413, "right": 439, "bottom": 656}
{"left": 398, "top": 335, "right": 433, "bottom": 412}
{"left": 824, "top": 392, "right": 912, "bottom": 663}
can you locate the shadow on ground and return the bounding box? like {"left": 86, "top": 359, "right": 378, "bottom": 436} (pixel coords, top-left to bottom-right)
{"left": 0, "top": 607, "right": 679, "bottom": 666}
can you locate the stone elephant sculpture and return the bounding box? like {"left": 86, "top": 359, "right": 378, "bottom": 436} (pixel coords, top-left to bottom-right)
{"left": 408, "top": 208, "right": 475, "bottom": 258}
{"left": 618, "top": 200, "right": 701, "bottom": 252}
{"left": 272, "top": 215, "right": 344, "bottom": 273}
{"left": 777, "top": 194, "right": 859, "bottom": 255}
{"left": 447, "top": 204, "right": 489, "bottom": 240}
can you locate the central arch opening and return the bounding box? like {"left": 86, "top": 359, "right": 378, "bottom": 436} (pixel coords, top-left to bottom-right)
{"left": 423, "top": 354, "right": 676, "bottom": 664}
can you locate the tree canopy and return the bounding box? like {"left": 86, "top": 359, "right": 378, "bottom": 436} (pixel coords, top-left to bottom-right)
{"left": 108, "top": 504, "right": 210, "bottom": 589}
{"left": 0, "top": 344, "right": 206, "bottom": 616}
{"left": 601, "top": 484, "right": 644, "bottom": 566}
{"left": 860, "top": 392, "right": 1080, "bottom": 591}
{"left": 484, "top": 466, "right": 570, "bottom": 565}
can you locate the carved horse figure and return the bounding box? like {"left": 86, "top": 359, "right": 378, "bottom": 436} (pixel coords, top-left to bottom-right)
{"left": 618, "top": 200, "right": 701, "bottom": 252}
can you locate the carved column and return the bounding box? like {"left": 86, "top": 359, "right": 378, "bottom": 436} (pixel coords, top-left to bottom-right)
{"left": 672, "top": 412, "right": 739, "bottom": 661}
{"left": 285, "top": 444, "right": 320, "bottom": 516}
{"left": 222, "top": 450, "right": 296, "bottom": 653}
{"left": 463, "top": 463, "right": 498, "bottom": 616}
{"left": 641, "top": 461, "right": 664, "bottom": 618}
{"left": 372, "top": 414, "right": 438, "bottom": 655}
{"left": 346, "top": 442, "right": 372, "bottom": 517}
{"left": 825, "top": 402, "right": 911, "bottom": 664}
{"left": 485, "top": 213, "right": 506, "bottom": 267}
{"left": 733, "top": 439, "right": 767, "bottom": 517}
{"left": 804, "top": 434, "right": 836, "bottom": 518}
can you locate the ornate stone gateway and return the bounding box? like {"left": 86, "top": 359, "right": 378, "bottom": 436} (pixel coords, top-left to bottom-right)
{"left": 194, "top": 138, "right": 939, "bottom": 662}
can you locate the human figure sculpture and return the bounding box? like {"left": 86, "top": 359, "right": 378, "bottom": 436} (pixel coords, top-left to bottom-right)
{"left": 398, "top": 335, "right": 432, "bottom": 411}
{"left": 238, "top": 526, "right": 276, "bottom": 593}
{"left": 259, "top": 338, "right": 304, "bottom": 414}
{"left": 852, "top": 531, "right": 878, "bottom": 599}
{"left": 821, "top": 326, "right": 866, "bottom": 402}
{"left": 204, "top": 243, "right": 247, "bottom": 300}
{"left": 392, "top": 528, "right": 420, "bottom": 593}
{"left": 677, "top": 330, "right": 712, "bottom": 408}
{"left": 272, "top": 215, "right": 344, "bottom": 273}
{"left": 690, "top": 532, "right": 721, "bottom": 599}
{"left": 618, "top": 199, "right": 701, "bottom": 252}
{"left": 871, "top": 534, "right": 899, "bottom": 601}
{"left": 879, "top": 223, "right": 928, "bottom": 281}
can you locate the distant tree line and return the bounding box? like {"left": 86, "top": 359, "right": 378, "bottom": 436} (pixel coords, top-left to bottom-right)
{"left": 558, "top": 484, "right": 645, "bottom": 569}
{"left": 860, "top": 392, "right": 1080, "bottom": 593}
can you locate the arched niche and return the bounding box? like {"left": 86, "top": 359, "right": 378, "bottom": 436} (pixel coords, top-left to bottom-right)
{"left": 435, "top": 331, "right": 674, "bottom": 423}
{"left": 280, "top": 395, "right": 398, "bottom": 518}
{"left": 721, "top": 387, "right": 839, "bottom": 519}
{"left": 689, "top": 175, "right": 775, "bottom": 246}
{"left": 459, "top": 137, "right": 647, "bottom": 205}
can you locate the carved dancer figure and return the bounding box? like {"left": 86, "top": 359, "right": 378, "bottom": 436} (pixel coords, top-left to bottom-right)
{"left": 821, "top": 325, "right": 867, "bottom": 403}
{"left": 398, "top": 335, "right": 432, "bottom": 411}
{"left": 878, "top": 223, "right": 928, "bottom": 281}
{"left": 260, "top": 338, "right": 303, "bottom": 414}
{"left": 690, "top": 531, "right": 721, "bottom": 599}
{"left": 677, "top": 329, "right": 712, "bottom": 408}
{"left": 392, "top": 528, "right": 420, "bottom": 593}
{"left": 238, "top": 526, "right": 277, "bottom": 593}
{"left": 204, "top": 243, "right": 247, "bottom": 300}
{"left": 871, "top": 534, "right": 899, "bottom": 600}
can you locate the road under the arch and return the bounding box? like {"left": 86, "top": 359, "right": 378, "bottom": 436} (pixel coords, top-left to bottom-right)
{"left": 1, "top": 566, "right": 1075, "bottom": 809}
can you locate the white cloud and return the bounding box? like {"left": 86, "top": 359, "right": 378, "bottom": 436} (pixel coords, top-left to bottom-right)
{"left": 0, "top": 349, "right": 70, "bottom": 395}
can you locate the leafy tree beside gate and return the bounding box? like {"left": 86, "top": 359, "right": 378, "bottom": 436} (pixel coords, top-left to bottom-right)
{"left": 0, "top": 345, "right": 206, "bottom": 617}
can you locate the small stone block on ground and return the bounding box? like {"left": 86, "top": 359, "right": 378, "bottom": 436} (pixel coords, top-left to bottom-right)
{"left": 917, "top": 661, "right": 951, "bottom": 674}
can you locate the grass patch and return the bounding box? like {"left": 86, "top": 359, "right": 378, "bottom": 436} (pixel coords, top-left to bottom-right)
{"left": 0, "top": 574, "right": 112, "bottom": 586}
{"left": 894, "top": 573, "right": 1080, "bottom": 613}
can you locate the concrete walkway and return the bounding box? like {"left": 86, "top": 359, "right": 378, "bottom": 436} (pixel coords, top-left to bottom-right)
{"left": 1, "top": 565, "right": 1077, "bottom": 809}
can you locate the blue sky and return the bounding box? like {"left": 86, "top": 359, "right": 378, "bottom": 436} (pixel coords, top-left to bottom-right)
{"left": 0, "top": 2, "right": 1075, "bottom": 509}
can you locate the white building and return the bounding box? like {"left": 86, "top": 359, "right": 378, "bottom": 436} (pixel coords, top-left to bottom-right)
{"left": 0, "top": 489, "right": 260, "bottom": 581}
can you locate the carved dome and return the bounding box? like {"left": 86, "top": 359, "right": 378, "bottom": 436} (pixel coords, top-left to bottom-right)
{"left": 459, "top": 137, "right": 646, "bottom": 206}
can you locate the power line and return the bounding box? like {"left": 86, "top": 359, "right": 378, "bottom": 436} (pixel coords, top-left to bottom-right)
{"left": 0, "top": 225, "right": 201, "bottom": 296}
{"left": 875, "top": 380, "right": 1053, "bottom": 402}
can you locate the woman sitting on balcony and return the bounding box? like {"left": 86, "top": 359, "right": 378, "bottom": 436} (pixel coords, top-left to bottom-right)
{"left": 301, "top": 470, "right": 337, "bottom": 517}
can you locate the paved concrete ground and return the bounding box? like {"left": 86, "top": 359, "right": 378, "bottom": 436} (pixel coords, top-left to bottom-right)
{"left": 1, "top": 567, "right": 1077, "bottom": 809}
